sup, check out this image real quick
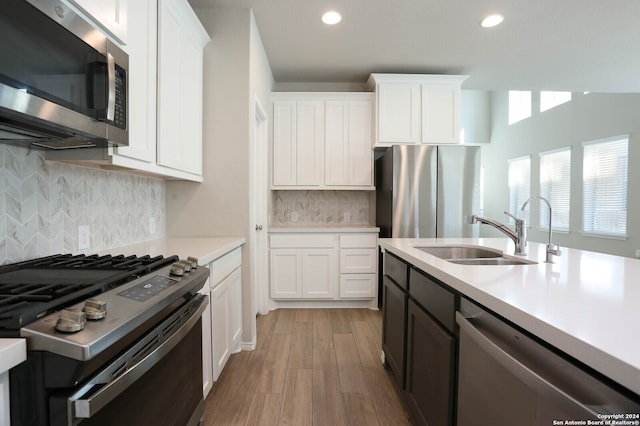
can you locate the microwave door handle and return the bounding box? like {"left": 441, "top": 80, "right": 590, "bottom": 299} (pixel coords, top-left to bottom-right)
{"left": 106, "top": 52, "right": 116, "bottom": 122}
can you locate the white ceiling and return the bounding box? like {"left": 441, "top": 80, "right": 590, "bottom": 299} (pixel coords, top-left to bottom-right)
{"left": 188, "top": 0, "right": 640, "bottom": 92}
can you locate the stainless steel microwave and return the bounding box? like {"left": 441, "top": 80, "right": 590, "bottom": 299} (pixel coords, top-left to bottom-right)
{"left": 0, "top": 0, "right": 128, "bottom": 149}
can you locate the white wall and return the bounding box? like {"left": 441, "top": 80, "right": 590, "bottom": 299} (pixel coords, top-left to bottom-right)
{"left": 481, "top": 92, "right": 640, "bottom": 258}
{"left": 165, "top": 7, "right": 274, "bottom": 346}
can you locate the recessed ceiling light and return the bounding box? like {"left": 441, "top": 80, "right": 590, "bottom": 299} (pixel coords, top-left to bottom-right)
{"left": 481, "top": 14, "right": 504, "bottom": 28}
{"left": 322, "top": 11, "right": 342, "bottom": 25}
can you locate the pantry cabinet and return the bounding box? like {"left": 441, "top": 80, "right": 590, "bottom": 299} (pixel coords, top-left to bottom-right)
{"left": 68, "top": 0, "right": 128, "bottom": 44}
{"left": 272, "top": 93, "right": 374, "bottom": 189}
{"left": 367, "top": 74, "right": 468, "bottom": 146}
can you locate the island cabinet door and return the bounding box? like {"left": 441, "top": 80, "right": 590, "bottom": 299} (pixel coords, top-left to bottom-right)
{"left": 382, "top": 276, "right": 407, "bottom": 388}
{"left": 405, "top": 299, "right": 455, "bottom": 426}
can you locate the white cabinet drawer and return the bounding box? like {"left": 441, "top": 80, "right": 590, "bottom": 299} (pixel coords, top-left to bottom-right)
{"left": 270, "top": 233, "right": 337, "bottom": 249}
{"left": 339, "top": 233, "right": 378, "bottom": 248}
{"left": 209, "top": 247, "right": 241, "bottom": 285}
{"left": 340, "top": 249, "right": 377, "bottom": 274}
{"left": 340, "top": 274, "right": 376, "bottom": 299}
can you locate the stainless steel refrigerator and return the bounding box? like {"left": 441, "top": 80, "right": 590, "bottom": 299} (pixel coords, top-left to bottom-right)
{"left": 375, "top": 145, "right": 481, "bottom": 238}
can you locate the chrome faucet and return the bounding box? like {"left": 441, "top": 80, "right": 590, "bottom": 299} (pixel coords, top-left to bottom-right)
{"left": 521, "top": 196, "right": 561, "bottom": 263}
{"left": 467, "top": 212, "right": 527, "bottom": 255}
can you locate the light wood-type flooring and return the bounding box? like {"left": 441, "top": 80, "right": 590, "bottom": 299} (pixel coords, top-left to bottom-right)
{"left": 202, "top": 308, "right": 413, "bottom": 425}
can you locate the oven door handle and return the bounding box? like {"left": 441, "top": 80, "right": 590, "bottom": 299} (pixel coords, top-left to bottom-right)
{"left": 69, "top": 295, "right": 208, "bottom": 420}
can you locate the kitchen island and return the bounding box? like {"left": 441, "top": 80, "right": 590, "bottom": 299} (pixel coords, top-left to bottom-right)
{"left": 379, "top": 237, "right": 640, "bottom": 398}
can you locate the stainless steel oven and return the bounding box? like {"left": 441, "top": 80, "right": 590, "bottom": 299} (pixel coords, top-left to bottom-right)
{"left": 2, "top": 254, "right": 208, "bottom": 426}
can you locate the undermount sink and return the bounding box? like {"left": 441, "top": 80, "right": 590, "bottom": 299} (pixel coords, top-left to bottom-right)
{"left": 448, "top": 258, "right": 536, "bottom": 266}
{"left": 415, "top": 245, "right": 502, "bottom": 259}
{"left": 414, "top": 245, "right": 537, "bottom": 266}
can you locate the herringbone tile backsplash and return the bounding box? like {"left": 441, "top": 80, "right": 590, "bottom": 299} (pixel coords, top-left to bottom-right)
{"left": 0, "top": 145, "right": 166, "bottom": 265}
{"left": 272, "top": 190, "right": 371, "bottom": 226}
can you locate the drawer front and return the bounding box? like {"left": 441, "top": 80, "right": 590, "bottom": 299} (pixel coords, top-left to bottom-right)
{"left": 384, "top": 252, "right": 408, "bottom": 289}
{"left": 340, "top": 249, "right": 377, "bottom": 273}
{"left": 339, "top": 233, "right": 378, "bottom": 248}
{"left": 339, "top": 274, "right": 376, "bottom": 299}
{"left": 270, "top": 233, "right": 337, "bottom": 249}
{"left": 209, "top": 247, "right": 242, "bottom": 285}
{"left": 409, "top": 268, "right": 456, "bottom": 332}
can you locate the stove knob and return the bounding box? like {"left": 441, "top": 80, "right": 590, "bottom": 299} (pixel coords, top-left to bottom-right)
{"left": 187, "top": 256, "right": 198, "bottom": 269}
{"left": 83, "top": 299, "right": 107, "bottom": 320}
{"left": 56, "top": 308, "right": 87, "bottom": 333}
{"left": 178, "top": 259, "right": 192, "bottom": 273}
{"left": 170, "top": 262, "right": 185, "bottom": 276}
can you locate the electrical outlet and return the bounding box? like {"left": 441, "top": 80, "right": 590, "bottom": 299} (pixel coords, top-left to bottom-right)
{"left": 78, "top": 225, "right": 90, "bottom": 251}
{"left": 291, "top": 211, "right": 298, "bottom": 222}
{"left": 343, "top": 212, "right": 351, "bottom": 223}
{"left": 149, "top": 217, "right": 156, "bottom": 235}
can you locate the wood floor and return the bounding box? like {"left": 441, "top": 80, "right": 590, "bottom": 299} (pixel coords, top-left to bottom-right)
{"left": 202, "top": 308, "right": 413, "bottom": 425}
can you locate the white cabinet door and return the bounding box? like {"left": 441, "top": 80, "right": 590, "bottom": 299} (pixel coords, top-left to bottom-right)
{"left": 421, "top": 84, "right": 461, "bottom": 144}
{"left": 296, "top": 101, "right": 324, "bottom": 186}
{"left": 114, "top": 0, "right": 156, "bottom": 163}
{"left": 302, "top": 249, "right": 337, "bottom": 299}
{"left": 324, "top": 101, "right": 349, "bottom": 186}
{"left": 377, "top": 83, "right": 421, "bottom": 144}
{"left": 272, "top": 101, "right": 297, "bottom": 186}
{"left": 347, "top": 100, "right": 373, "bottom": 186}
{"left": 199, "top": 284, "right": 213, "bottom": 396}
{"left": 157, "top": 0, "right": 209, "bottom": 176}
{"left": 340, "top": 248, "right": 377, "bottom": 274}
{"left": 324, "top": 99, "right": 373, "bottom": 187}
{"left": 228, "top": 268, "right": 243, "bottom": 352}
{"left": 68, "top": 0, "right": 128, "bottom": 43}
{"left": 270, "top": 249, "right": 302, "bottom": 299}
{"left": 211, "top": 276, "right": 231, "bottom": 381}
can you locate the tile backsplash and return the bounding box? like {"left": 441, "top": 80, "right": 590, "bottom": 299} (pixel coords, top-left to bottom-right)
{"left": 272, "top": 190, "right": 371, "bottom": 226}
{"left": 0, "top": 146, "right": 166, "bottom": 265}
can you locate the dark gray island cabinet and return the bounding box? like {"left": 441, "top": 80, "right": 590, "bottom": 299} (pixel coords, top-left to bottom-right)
{"left": 380, "top": 249, "right": 640, "bottom": 426}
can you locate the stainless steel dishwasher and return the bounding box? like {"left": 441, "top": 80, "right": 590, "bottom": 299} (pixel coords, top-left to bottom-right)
{"left": 456, "top": 298, "right": 640, "bottom": 426}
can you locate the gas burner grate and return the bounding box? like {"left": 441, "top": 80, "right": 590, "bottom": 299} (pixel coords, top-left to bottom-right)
{"left": 0, "top": 253, "right": 178, "bottom": 334}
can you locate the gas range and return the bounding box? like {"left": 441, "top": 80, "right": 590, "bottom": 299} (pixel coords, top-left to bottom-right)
{"left": 3, "top": 253, "right": 209, "bottom": 426}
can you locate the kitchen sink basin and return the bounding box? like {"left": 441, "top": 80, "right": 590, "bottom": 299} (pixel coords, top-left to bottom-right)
{"left": 414, "top": 244, "right": 537, "bottom": 266}
{"left": 414, "top": 245, "right": 502, "bottom": 259}
{"left": 448, "top": 258, "right": 537, "bottom": 266}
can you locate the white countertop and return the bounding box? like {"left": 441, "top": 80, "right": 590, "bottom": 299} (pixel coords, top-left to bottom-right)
{"left": 378, "top": 237, "right": 640, "bottom": 396}
{"left": 99, "top": 237, "right": 245, "bottom": 265}
{"left": 269, "top": 226, "right": 379, "bottom": 233}
{"left": 0, "top": 339, "right": 26, "bottom": 374}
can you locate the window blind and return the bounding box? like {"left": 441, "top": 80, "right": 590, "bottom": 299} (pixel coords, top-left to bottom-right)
{"left": 539, "top": 148, "right": 571, "bottom": 231}
{"left": 508, "top": 156, "right": 531, "bottom": 223}
{"left": 582, "top": 136, "right": 628, "bottom": 237}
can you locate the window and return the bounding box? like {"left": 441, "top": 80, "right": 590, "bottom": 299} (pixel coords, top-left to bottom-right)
{"left": 539, "top": 148, "right": 571, "bottom": 231}
{"left": 508, "top": 156, "right": 531, "bottom": 223}
{"left": 582, "top": 136, "right": 629, "bottom": 238}
{"left": 540, "top": 91, "right": 572, "bottom": 112}
{"left": 508, "top": 91, "right": 531, "bottom": 125}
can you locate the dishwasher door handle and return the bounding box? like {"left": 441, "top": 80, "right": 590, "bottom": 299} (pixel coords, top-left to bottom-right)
{"left": 456, "top": 312, "right": 600, "bottom": 419}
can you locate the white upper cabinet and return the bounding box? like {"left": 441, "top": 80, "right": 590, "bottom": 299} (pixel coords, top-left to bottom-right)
{"left": 156, "top": 0, "right": 210, "bottom": 177}
{"left": 368, "top": 74, "right": 468, "bottom": 146}
{"left": 325, "top": 99, "right": 373, "bottom": 187}
{"left": 272, "top": 93, "right": 374, "bottom": 190}
{"left": 114, "top": 0, "right": 157, "bottom": 164}
{"left": 67, "top": 0, "right": 128, "bottom": 44}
